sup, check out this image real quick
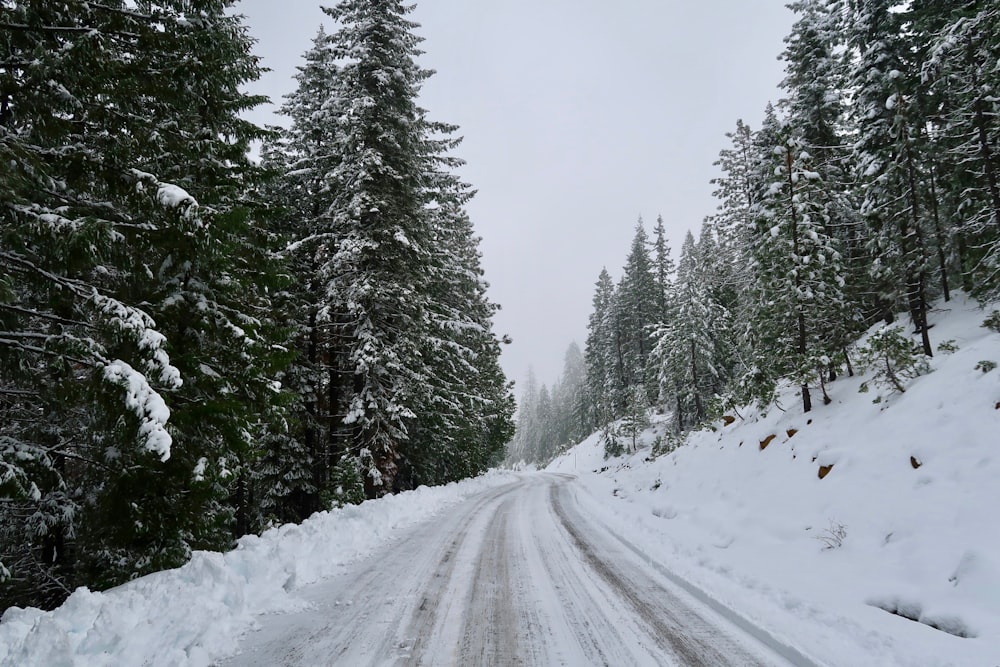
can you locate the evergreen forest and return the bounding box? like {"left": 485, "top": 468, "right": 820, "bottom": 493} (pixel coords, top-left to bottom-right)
{"left": 0, "top": 0, "right": 514, "bottom": 613}
{"left": 507, "top": 0, "right": 1000, "bottom": 465}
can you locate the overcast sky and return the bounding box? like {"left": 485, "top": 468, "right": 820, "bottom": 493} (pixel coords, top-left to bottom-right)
{"left": 236, "top": 0, "right": 796, "bottom": 390}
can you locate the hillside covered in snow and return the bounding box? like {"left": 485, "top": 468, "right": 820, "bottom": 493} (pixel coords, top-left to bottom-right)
{"left": 548, "top": 295, "right": 1000, "bottom": 666}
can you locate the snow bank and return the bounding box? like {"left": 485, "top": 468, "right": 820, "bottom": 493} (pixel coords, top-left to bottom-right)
{"left": 549, "top": 295, "right": 1000, "bottom": 666}
{"left": 0, "top": 471, "right": 517, "bottom": 667}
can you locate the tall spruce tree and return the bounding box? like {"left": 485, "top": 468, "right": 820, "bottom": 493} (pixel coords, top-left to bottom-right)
{"left": 779, "top": 0, "right": 864, "bottom": 377}
{"left": 749, "top": 132, "right": 847, "bottom": 413}
{"left": 652, "top": 232, "right": 726, "bottom": 431}
{"left": 651, "top": 215, "right": 676, "bottom": 322}
{"left": 404, "top": 163, "right": 514, "bottom": 485}
{"left": 618, "top": 219, "right": 659, "bottom": 400}
{"left": 846, "top": 0, "right": 936, "bottom": 354}
{"left": 270, "top": 3, "right": 513, "bottom": 501}
{"left": 584, "top": 268, "right": 618, "bottom": 427}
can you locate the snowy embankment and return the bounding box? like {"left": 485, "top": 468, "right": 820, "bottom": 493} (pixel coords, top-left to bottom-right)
{"left": 549, "top": 295, "right": 1000, "bottom": 666}
{"left": 0, "top": 471, "right": 517, "bottom": 667}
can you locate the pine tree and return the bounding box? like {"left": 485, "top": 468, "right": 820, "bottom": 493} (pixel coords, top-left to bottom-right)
{"left": 508, "top": 369, "right": 540, "bottom": 465}
{"left": 551, "top": 342, "right": 588, "bottom": 451}
{"left": 584, "top": 269, "right": 618, "bottom": 427}
{"left": 921, "top": 2, "right": 1000, "bottom": 295}
{"left": 845, "top": 0, "right": 936, "bottom": 355}
{"left": 617, "top": 383, "right": 650, "bottom": 453}
{"left": 652, "top": 232, "right": 727, "bottom": 431}
{"left": 299, "top": 0, "right": 439, "bottom": 497}
{"left": 617, "top": 219, "right": 660, "bottom": 400}
{"left": 749, "top": 132, "right": 847, "bottom": 412}
{"left": 651, "top": 215, "right": 676, "bottom": 322}
{"left": 271, "top": 7, "right": 513, "bottom": 499}
{"left": 0, "top": 0, "right": 285, "bottom": 607}
{"left": 259, "top": 25, "right": 347, "bottom": 519}
{"left": 779, "top": 0, "right": 865, "bottom": 375}
{"left": 703, "top": 118, "right": 765, "bottom": 387}
{"left": 404, "top": 164, "right": 514, "bottom": 485}
{"left": 534, "top": 385, "right": 555, "bottom": 461}
{"left": 705, "top": 118, "right": 761, "bottom": 312}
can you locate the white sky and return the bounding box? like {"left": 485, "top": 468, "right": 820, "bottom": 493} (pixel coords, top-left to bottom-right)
{"left": 235, "top": 0, "right": 795, "bottom": 390}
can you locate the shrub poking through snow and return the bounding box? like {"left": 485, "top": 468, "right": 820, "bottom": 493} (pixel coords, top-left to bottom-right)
{"left": 601, "top": 425, "right": 625, "bottom": 459}
{"left": 937, "top": 339, "right": 959, "bottom": 353}
{"left": 974, "top": 360, "right": 997, "bottom": 374}
{"left": 652, "top": 431, "right": 684, "bottom": 458}
{"left": 982, "top": 311, "right": 1000, "bottom": 334}
{"left": 816, "top": 521, "right": 847, "bottom": 550}
{"left": 858, "top": 326, "right": 931, "bottom": 395}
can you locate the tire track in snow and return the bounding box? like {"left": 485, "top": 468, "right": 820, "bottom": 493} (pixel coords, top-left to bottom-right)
{"left": 551, "top": 483, "right": 777, "bottom": 667}
{"left": 223, "top": 474, "right": 803, "bottom": 666}
{"left": 403, "top": 486, "right": 521, "bottom": 665}
{"left": 457, "top": 499, "right": 524, "bottom": 665}
{"left": 222, "top": 477, "right": 525, "bottom": 666}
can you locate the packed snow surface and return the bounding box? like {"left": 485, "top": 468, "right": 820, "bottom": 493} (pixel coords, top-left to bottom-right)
{"left": 549, "top": 294, "right": 1000, "bottom": 666}
{"left": 0, "top": 471, "right": 516, "bottom": 667}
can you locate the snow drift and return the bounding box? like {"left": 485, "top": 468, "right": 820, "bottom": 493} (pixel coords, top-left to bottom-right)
{"left": 0, "top": 471, "right": 517, "bottom": 667}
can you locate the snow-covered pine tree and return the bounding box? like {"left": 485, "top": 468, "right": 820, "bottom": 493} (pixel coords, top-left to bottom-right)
{"left": 749, "top": 131, "right": 848, "bottom": 413}
{"left": 258, "top": 26, "right": 347, "bottom": 519}
{"left": 87, "top": 0, "right": 292, "bottom": 580}
{"left": 845, "top": 0, "right": 936, "bottom": 355}
{"left": 1, "top": 0, "right": 286, "bottom": 607}
{"left": 534, "top": 385, "right": 556, "bottom": 461}
{"left": 404, "top": 160, "right": 514, "bottom": 485}
{"left": 0, "top": 0, "right": 185, "bottom": 609}
{"left": 705, "top": 118, "right": 760, "bottom": 320}
{"left": 309, "top": 0, "right": 440, "bottom": 497}
{"left": 651, "top": 232, "right": 726, "bottom": 431}
{"left": 694, "top": 224, "right": 738, "bottom": 395}
{"left": 779, "top": 0, "right": 864, "bottom": 375}
{"left": 584, "top": 268, "right": 619, "bottom": 428}
{"left": 651, "top": 215, "right": 676, "bottom": 322}
{"left": 272, "top": 3, "right": 513, "bottom": 498}
{"left": 550, "top": 342, "right": 588, "bottom": 452}
{"left": 702, "top": 118, "right": 766, "bottom": 388}
{"left": 610, "top": 383, "right": 649, "bottom": 454}
{"left": 508, "top": 369, "right": 541, "bottom": 465}
{"left": 617, "top": 219, "right": 660, "bottom": 401}
{"left": 921, "top": 2, "right": 1000, "bottom": 296}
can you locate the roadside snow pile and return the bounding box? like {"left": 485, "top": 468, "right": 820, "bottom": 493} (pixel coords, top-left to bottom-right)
{"left": 0, "top": 470, "right": 517, "bottom": 667}
{"left": 550, "top": 295, "right": 1000, "bottom": 667}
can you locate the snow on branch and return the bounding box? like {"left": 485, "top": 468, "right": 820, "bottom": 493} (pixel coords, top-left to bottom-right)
{"left": 129, "top": 169, "right": 202, "bottom": 226}
{"left": 103, "top": 360, "right": 173, "bottom": 462}
{"left": 91, "top": 292, "right": 182, "bottom": 389}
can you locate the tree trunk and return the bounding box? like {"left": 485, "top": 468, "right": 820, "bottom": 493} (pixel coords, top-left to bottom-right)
{"left": 818, "top": 368, "right": 832, "bottom": 405}
{"left": 902, "top": 141, "right": 933, "bottom": 357}
{"left": 927, "top": 161, "right": 950, "bottom": 301}
{"left": 787, "top": 150, "right": 812, "bottom": 414}
{"left": 690, "top": 339, "right": 704, "bottom": 421}
{"left": 974, "top": 95, "right": 1000, "bottom": 235}
{"left": 843, "top": 347, "right": 855, "bottom": 378}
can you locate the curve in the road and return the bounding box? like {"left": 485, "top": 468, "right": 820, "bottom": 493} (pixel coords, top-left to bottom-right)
{"left": 222, "top": 473, "right": 815, "bottom": 667}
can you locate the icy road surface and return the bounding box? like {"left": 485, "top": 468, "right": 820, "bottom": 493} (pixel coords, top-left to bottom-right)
{"left": 222, "top": 473, "right": 812, "bottom": 666}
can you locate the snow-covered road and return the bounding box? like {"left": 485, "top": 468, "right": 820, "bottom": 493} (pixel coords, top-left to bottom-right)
{"left": 222, "top": 473, "right": 808, "bottom": 666}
